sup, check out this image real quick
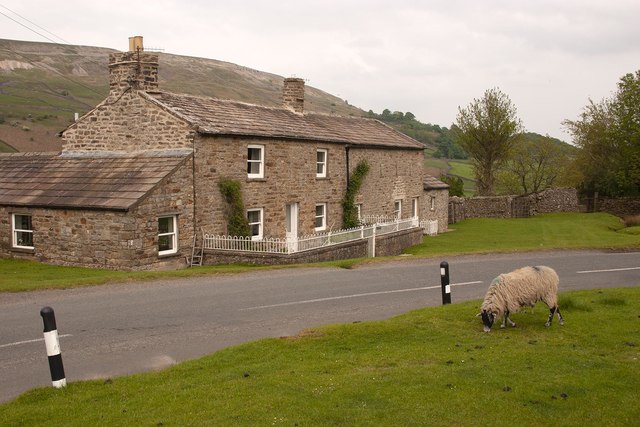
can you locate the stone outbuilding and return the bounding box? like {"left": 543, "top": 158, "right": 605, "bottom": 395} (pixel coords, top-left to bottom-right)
{"left": 422, "top": 175, "right": 449, "bottom": 234}
{"left": 0, "top": 37, "right": 429, "bottom": 270}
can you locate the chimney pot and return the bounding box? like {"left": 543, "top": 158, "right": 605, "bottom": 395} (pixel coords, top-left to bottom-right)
{"left": 129, "top": 36, "right": 144, "bottom": 52}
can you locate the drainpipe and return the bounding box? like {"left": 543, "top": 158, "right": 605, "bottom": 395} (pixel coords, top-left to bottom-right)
{"left": 345, "top": 145, "right": 351, "bottom": 190}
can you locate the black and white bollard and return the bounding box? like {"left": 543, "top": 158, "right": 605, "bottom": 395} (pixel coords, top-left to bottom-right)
{"left": 440, "top": 261, "right": 452, "bottom": 305}
{"left": 40, "top": 306, "right": 66, "bottom": 388}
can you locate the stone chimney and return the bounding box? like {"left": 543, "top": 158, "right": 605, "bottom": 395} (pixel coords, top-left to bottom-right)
{"left": 282, "top": 77, "right": 305, "bottom": 114}
{"left": 108, "top": 36, "right": 159, "bottom": 99}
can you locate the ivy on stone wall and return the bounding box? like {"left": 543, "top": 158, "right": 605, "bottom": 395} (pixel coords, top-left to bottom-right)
{"left": 342, "top": 159, "right": 370, "bottom": 228}
{"left": 218, "top": 178, "right": 250, "bottom": 237}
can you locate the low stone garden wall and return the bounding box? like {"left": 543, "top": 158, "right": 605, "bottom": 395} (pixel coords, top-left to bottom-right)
{"left": 203, "top": 227, "right": 424, "bottom": 265}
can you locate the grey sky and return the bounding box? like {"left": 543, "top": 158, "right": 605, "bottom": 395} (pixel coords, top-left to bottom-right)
{"left": 2, "top": 0, "right": 639, "bottom": 140}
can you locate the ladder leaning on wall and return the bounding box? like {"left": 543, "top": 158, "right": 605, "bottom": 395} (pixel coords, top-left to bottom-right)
{"left": 187, "top": 230, "right": 204, "bottom": 267}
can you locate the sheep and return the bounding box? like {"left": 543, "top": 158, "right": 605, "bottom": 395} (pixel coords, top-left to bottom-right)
{"left": 479, "top": 266, "right": 564, "bottom": 332}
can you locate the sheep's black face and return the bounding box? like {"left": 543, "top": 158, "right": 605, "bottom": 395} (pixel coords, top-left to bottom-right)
{"left": 481, "top": 310, "right": 495, "bottom": 332}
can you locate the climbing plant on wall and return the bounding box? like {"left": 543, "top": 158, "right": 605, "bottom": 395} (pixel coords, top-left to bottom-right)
{"left": 218, "top": 178, "right": 250, "bottom": 237}
{"left": 342, "top": 159, "right": 370, "bottom": 228}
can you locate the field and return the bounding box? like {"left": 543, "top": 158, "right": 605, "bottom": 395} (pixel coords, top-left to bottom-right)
{"left": 1, "top": 287, "right": 638, "bottom": 425}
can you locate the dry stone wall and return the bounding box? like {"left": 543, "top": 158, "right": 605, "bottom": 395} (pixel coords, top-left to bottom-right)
{"left": 449, "top": 188, "right": 580, "bottom": 223}
{"left": 591, "top": 197, "right": 640, "bottom": 217}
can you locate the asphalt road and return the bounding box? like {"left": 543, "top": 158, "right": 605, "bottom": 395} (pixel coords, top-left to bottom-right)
{"left": 1, "top": 249, "right": 639, "bottom": 403}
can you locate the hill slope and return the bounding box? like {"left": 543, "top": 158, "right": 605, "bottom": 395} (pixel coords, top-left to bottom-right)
{"left": 0, "top": 38, "right": 363, "bottom": 151}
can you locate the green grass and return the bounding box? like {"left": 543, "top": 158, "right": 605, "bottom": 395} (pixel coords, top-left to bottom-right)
{"left": 407, "top": 212, "right": 640, "bottom": 256}
{"left": 1, "top": 287, "right": 638, "bottom": 425}
{"left": 1, "top": 213, "right": 638, "bottom": 293}
{"left": 0, "top": 259, "right": 275, "bottom": 293}
{"left": 0, "top": 138, "right": 18, "bottom": 152}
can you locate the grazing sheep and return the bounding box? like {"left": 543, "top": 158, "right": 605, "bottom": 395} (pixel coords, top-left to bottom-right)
{"left": 479, "top": 266, "right": 564, "bottom": 332}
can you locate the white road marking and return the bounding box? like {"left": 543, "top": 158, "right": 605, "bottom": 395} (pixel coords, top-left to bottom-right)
{"left": 240, "top": 281, "right": 483, "bottom": 311}
{"left": 0, "top": 334, "right": 72, "bottom": 349}
{"left": 576, "top": 266, "right": 640, "bottom": 274}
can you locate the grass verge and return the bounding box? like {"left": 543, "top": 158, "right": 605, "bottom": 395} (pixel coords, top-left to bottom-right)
{"left": 1, "top": 287, "right": 638, "bottom": 425}
{"left": 1, "top": 213, "right": 638, "bottom": 293}
{"left": 407, "top": 212, "right": 640, "bottom": 256}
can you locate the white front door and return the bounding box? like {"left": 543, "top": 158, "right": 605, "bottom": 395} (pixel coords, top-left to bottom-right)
{"left": 285, "top": 203, "right": 298, "bottom": 252}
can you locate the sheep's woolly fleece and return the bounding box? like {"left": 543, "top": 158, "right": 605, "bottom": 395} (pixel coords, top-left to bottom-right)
{"left": 481, "top": 266, "right": 559, "bottom": 316}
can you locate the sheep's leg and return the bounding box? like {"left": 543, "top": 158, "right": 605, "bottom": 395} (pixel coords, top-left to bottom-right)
{"left": 556, "top": 308, "right": 564, "bottom": 325}
{"left": 546, "top": 306, "right": 557, "bottom": 327}
{"left": 501, "top": 311, "right": 516, "bottom": 328}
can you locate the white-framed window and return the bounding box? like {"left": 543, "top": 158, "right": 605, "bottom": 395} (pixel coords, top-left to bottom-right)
{"left": 430, "top": 196, "right": 436, "bottom": 211}
{"left": 412, "top": 198, "right": 419, "bottom": 218}
{"left": 316, "top": 149, "right": 327, "bottom": 178}
{"left": 356, "top": 204, "right": 362, "bottom": 221}
{"left": 394, "top": 200, "right": 402, "bottom": 219}
{"left": 158, "top": 215, "right": 178, "bottom": 255}
{"left": 247, "top": 145, "right": 264, "bottom": 179}
{"left": 12, "top": 213, "right": 33, "bottom": 249}
{"left": 315, "top": 203, "right": 327, "bottom": 231}
{"left": 247, "top": 208, "right": 263, "bottom": 240}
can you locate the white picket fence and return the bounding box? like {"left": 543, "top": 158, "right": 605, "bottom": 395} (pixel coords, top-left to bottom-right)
{"left": 203, "top": 217, "right": 420, "bottom": 255}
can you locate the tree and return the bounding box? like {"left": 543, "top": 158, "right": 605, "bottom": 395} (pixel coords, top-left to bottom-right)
{"left": 440, "top": 175, "right": 465, "bottom": 196}
{"left": 564, "top": 70, "right": 640, "bottom": 196}
{"left": 454, "top": 88, "right": 524, "bottom": 195}
{"left": 497, "top": 133, "right": 574, "bottom": 194}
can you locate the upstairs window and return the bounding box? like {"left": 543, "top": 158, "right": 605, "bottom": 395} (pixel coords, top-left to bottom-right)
{"left": 315, "top": 203, "right": 327, "bottom": 231}
{"left": 158, "top": 215, "right": 178, "bottom": 255}
{"left": 247, "top": 208, "right": 263, "bottom": 240}
{"left": 247, "top": 145, "right": 264, "bottom": 179}
{"left": 12, "top": 213, "right": 33, "bottom": 249}
{"left": 316, "top": 149, "right": 327, "bottom": 178}
{"left": 412, "top": 198, "right": 419, "bottom": 218}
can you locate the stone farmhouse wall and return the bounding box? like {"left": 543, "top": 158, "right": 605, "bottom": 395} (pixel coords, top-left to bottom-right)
{"left": 0, "top": 158, "right": 194, "bottom": 271}
{"left": 349, "top": 148, "right": 425, "bottom": 222}
{"left": 449, "top": 188, "right": 580, "bottom": 223}
{"left": 62, "top": 92, "right": 195, "bottom": 154}
{"left": 194, "top": 135, "right": 425, "bottom": 239}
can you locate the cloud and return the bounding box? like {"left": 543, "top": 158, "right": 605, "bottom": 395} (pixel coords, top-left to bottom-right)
{"left": 1, "top": 0, "right": 639, "bottom": 139}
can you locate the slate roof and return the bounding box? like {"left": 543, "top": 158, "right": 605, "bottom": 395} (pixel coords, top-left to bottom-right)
{"left": 423, "top": 175, "right": 450, "bottom": 190}
{"left": 145, "top": 91, "right": 425, "bottom": 150}
{"left": 0, "top": 152, "right": 190, "bottom": 211}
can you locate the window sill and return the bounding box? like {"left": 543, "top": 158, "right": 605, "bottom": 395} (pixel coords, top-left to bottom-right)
{"left": 11, "top": 247, "right": 35, "bottom": 254}
{"left": 158, "top": 251, "right": 180, "bottom": 258}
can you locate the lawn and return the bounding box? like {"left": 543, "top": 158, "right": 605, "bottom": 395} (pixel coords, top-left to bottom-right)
{"left": 407, "top": 212, "right": 640, "bottom": 256}
{"left": 1, "top": 287, "right": 638, "bottom": 425}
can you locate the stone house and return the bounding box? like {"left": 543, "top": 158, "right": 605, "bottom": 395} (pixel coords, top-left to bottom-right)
{"left": 0, "top": 37, "right": 431, "bottom": 270}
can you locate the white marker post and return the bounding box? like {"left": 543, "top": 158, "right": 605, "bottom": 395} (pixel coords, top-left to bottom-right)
{"left": 40, "top": 306, "right": 66, "bottom": 388}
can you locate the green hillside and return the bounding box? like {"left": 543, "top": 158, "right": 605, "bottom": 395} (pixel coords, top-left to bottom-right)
{"left": 0, "top": 38, "right": 363, "bottom": 151}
